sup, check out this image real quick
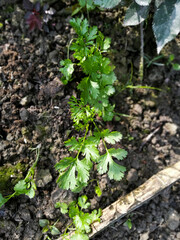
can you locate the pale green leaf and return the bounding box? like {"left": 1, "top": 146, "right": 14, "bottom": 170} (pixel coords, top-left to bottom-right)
{"left": 153, "top": 0, "right": 180, "bottom": 53}
{"left": 0, "top": 193, "right": 8, "bottom": 207}
{"left": 39, "top": 219, "right": 49, "bottom": 227}
{"left": 78, "top": 195, "right": 90, "bottom": 209}
{"left": 135, "top": 0, "right": 152, "bottom": 6}
{"left": 73, "top": 212, "right": 92, "bottom": 233}
{"left": 60, "top": 59, "right": 74, "bottom": 84}
{"left": 51, "top": 226, "right": 60, "bottom": 235}
{"left": 94, "top": 0, "right": 122, "bottom": 9}
{"left": 57, "top": 165, "right": 77, "bottom": 190}
{"left": 123, "top": 2, "right": 150, "bottom": 26}
{"left": 71, "top": 232, "right": 89, "bottom": 240}
{"left": 76, "top": 159, "right": 92, "bottom": 183}
{"left": 95, "top": 185, "right": 102, "bottom": 197}
{"left": 108, "top": 160, "right": 126, "bottom": 180}
{"left": 14, "top": 180, "right": 27, "bottom": 194}
{"left": 109, "top": 148, "right": 128, "bottom": 160}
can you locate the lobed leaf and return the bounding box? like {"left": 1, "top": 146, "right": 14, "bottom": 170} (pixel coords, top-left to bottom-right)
{"left": 78, "top": 195, "right": 91, "bottom": 209}
{"left": 153, "top": 0, "right": 180, "bottom": 53}
{"left": 123, "top": 2, "right": 150, "bottom": 26}
{"left": 135, "top": 0, "right": 152, "bottom": 6}
{"left": 94, "top": 0, "right": 122, "bottom": 9}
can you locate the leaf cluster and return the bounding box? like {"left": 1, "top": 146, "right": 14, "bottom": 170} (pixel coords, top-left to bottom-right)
{"left": 23, "top": 0, "right": 55, "bottom": 32}
{"left": 55, "top": 124, "right": 127, "bottom": 192}
{"left": 94, "top": 0, "right": 180, "bottom": 54}
{"left": 60, "top": 17, "right": 116, "bottom": 121}
{"left": 55, "top": 195, "right": 102, "bottom": 240}
{"left": 0, "top": 147, "right": 40, "bottom": 208}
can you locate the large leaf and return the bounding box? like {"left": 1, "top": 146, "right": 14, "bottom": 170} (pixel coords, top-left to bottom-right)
{"left": 94, "top": 0, "right": 122, "bottom": 9}
{"left": 153, "top": 0, "right": 180, "bottom": 53}
{"left": 123, "top": 2, "right": 150, "bottom": 26}
{"left": 135, "top": 0, "right": 152, "bottom": 6}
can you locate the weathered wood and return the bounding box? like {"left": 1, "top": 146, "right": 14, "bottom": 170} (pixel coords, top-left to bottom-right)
{"left": 58, "top": 161, "right": 180, "bottom": 239}
{"left": 89, "top": 161, "right": 180, "bottom": 238}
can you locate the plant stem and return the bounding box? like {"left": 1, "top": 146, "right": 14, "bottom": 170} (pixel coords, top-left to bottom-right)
{"left": 139, "top": 21, "right": 144, "bottom": 82}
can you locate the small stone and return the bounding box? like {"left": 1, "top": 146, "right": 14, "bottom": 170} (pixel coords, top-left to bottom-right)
{"left": 20, "top": 209, "right": 31, "bottom": 221}
{"left": 6, "top": 133, "right": 14, "bottom": 141}
{"left": 176, "top": 232, "right": 180, "bottom": 239}
{"left": 51, "top": 188, "right": 74, "bottom": 205}
{"left": 139, "top": 232, "right": 149, "bottom": 240}
{"left": 133, "top": 104, "right": 143, "bottom": 115}
{"left": 166, "top": 208, "right": 180, "bottom": 231}
{"left": 20, "top": 96, "right": 31, "bottom": 106}
{"left": 127, "top": 168, "right": 138, "bottom": 183}
{"left": 48, "top": 50, "right": 58, "bottom": 64}
{"left": 143, "top": 100, "right": 156, "bottom": 108}
{"left": 20, "top": 108, "right": 29, "bottom": 122}
{"left": 163, "top": 123, "right": 178, "bottom": 136}
{"left": 36, "top": 169, "right": 52, "bottom": 187}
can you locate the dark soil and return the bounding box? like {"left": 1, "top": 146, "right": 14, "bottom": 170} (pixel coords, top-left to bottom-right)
{"left": 0, "top": 1, "right": 180, "bottom": 240}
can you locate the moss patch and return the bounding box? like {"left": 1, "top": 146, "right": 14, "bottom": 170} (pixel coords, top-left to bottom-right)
{"left": 0, "top": 162, "right": 26, "bottom": 195}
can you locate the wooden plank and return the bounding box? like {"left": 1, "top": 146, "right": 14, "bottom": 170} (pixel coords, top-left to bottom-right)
{"left": 58, "top": 161, "right": 180, "bottom": 239}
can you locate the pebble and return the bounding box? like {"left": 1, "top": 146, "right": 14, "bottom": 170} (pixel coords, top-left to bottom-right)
{"left": 163, "top": 123, "right": 178, "bottom": 136}
{"left": 127, "top": 168, "right": 138, "bottom": 183}
{"left": 166, "top": 208, "right": 180, "bottom": 231}
{"left": 36, "top": 169, "right": 53, "bottom": 187}
{"left": 139, "top": 232, "right": 149, "bottom": 240}
{"left": 133, "top": 104, "right": 143, "bottom": 115}
{"left": 51, "top": 188, "right": 74, "bottom": 205}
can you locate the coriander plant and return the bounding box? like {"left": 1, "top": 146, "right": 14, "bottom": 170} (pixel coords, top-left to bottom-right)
{"left": 56, "top": 17, "right": 127, "bottom": 193}
{"left": 55, "top": 195, "right": 102, "bottom": 240}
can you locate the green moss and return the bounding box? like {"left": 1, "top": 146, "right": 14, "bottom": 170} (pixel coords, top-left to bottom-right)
{"left": 0, "top": 163, "right": 26, "bottom": 195}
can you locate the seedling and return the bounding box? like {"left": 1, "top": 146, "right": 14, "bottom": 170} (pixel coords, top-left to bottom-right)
{"left": 0, "top": 145, "right": 41, "bottom": 207}
{"left": 23, "top": 0, "right": 55, "bottom": 32}
{"left": 55, "top": 195, "right": 102, "bottom": 240}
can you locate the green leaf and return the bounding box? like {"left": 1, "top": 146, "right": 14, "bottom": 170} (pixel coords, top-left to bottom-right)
{"left": 78, "top": 195, "right": 91, "bottom": 209}
{"left": 65, "top": 137, "right": 82, "bottom": 151}
{"left": 42, "top": 225, "right": 49, "bottom": 233}
{"left": 135, "top": 0, "right": 152, "bottom": 6}
{"left": 123, "top": 2, "right": 150, "bottom": 26}
{"left": 108, "top": 159, "right": 126, "bottom": 180}
{"left": 14, "top": 180, "right": 27, "bottom": 194}
{"left": 172, "top": 63, "right": 180, "bottom": 70}
{"left": 79, "top": 0, "right": 86, "bottom": 7}
{"left": 86, "top": 26, "right": 98, "bottom": 41}
{"left": 69, "top": 201, "right": 79, "bottom": 218}
{"left": 125, "top": 218, "right": 132, "bottom": 229}
{"left": 60, "top": 59, "right": 74, "bottom": 84}
{"left": 73, "top": 212, "right": 92, "bottom": 233}
{"left": 50, "top": 226, "right": 60, "bottom": 235}
{"left": 109, "top": 148, "right": 128, "bottom": 160}
{"left": 56, "top": 165, "right": 77, "bottom": 190}
{"left": 76, "top": 159, "right": 92, "bottom": 183}
{"left": 0, "top": 193, "right": 8, "bottom": 207}
{"left": 39, "top": 219, "right": 49, "bottom": 227}
{"left": 153, "top": 0, "right": 180, "bottom": 53}
{"left": 90, "top": 208, "right": 102, "bottom": 222}
{"left": 55, "top": 202, "right": 68, "bottom": 214}
{"left": 55, "top": 157, "right": 76, "bottom": 172}
{"left": 71, "top": 232, "right": 89, "bottom": 240}
{"left": 81, "top": 139, "right": 100, "bottom": 161}
{"left": 104, "top": 131, "right": 122, "bottom": 144}
{"left": 94, "top": 0, "right": 122, "bottom": 9}
{"left": 95, "top": 185, "right": 102, "bottom": 197}
{"left": 97, "top": 151, "right": 126, "bottom": 181}
{"left": 94, "top": 129, "right": 122, "bottom": 144}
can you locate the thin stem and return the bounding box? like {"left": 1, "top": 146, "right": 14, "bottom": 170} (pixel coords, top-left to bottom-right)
{"left": 93, "top": 121, "right": 108, "bottom": 152}
{"left": 67, "top": 39, "right": 74, "bottom": 59}
{"left": 139, "top": 21, "right": 144, "bottom": 82}
{"left": 76, "top": 124, "right": 89, "bottom": 160}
